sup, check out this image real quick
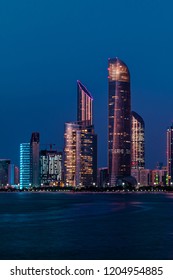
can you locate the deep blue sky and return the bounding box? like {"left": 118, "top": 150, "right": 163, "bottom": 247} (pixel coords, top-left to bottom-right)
{"left": 0, "top": 0, "right": 173, "bottom": 168}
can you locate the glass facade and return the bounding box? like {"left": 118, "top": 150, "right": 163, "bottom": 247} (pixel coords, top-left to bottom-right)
{"left": 131, "top": 111, "right": 145, "bottom": 169}
{"left": 80, "top": 125, "right": 97, "bottom": 186}
{"left": 77, "top": 80, "right": 93, "bottom": 126}
{"left": 0, "top": 159, "right": 11, "bottom": 187}
{"left": 108, "top": 58, "right": 131, "bottom": 186}
{"left": 64, "top": 122, "right": 97, "bottom": 187}
{"left": 40, "top": 150, "right": 62, "bottom": 186}
{"left": 64, "top": 122, "right": 81, "bottom": 186}
{"left": 167, "top": 125, "right": 173, "bottom": 184}
{"left": 20, "top": 143, "right": 30, "bottom": 189}
{"left": 30, "top": 132, "right": 40, "bottom": 187}
{"left": 64, "top": 81, "right": 97, "bottom": 187}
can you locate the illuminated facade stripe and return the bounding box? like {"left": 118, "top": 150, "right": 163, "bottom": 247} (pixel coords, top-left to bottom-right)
{"left": 20, "top": 143, "right": 30, "bottom": 189}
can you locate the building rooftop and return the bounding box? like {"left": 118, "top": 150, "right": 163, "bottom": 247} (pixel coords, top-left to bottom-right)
{"left": 108, "top": 57, "right": 130, "bottom": 82}
{"left": 77, "top": 80, "right": 93, "bottom": 99}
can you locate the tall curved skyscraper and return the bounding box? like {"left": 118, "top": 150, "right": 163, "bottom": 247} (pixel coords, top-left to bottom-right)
{"left": 108, "top": 57, "right": 131, "bottom": 186}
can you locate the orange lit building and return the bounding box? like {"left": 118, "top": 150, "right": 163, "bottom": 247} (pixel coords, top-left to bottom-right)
{"left": 131, "top": 111, "right": 145, "bottom": 170}
{"left": 64, "top": 81, "right": 97, "bottom": 187}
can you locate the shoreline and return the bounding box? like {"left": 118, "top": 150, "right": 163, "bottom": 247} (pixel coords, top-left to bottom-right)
{"left": 0, "top": 189, "right": 172, "bottom": 194}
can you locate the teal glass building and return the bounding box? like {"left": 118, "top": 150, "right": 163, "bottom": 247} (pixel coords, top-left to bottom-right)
{"left": 20, "top": 143, "right": 30, "bottom": 189}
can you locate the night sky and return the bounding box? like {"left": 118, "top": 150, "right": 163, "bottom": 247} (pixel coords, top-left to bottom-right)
{"left": 0, "top": 0, "right": 173, "bottom": 169}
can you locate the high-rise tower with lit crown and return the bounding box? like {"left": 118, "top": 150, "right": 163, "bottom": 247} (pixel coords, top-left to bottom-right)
{"left": 108, "top": 57, "right": 131, "bottom": 186}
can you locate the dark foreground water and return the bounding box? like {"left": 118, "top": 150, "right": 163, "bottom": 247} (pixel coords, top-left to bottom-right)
{"left": 0, "top": 192, "right": 173, "bottom": 260}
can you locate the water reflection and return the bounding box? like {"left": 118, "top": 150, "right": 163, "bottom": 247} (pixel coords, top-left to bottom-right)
{"left": 0, "top": 192, "right": 173, "bottom": 259}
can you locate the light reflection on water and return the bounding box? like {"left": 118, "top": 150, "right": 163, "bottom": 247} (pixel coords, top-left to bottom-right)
{"left": 0, "top": 192, "right": 173, "bottom": 260}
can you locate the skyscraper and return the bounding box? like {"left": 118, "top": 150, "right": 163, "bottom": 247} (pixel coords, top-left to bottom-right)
{"left": 80, "top": 125, "right": 97, "bottom": 186}
{"left": 40, "top": 148, "right": 62, "bottom": 186}
{"left": 8, "top": 164, "right": 19, "bottom": 186}
{"left": 167, "top": 124, "right": 173, "bottom": 185}
{"left": 64, "top": 81, "right": 97, "bottom": 187}
{"left": 108, "top": 57, "right": 131, "bottom": 186}
{"left": 20, "top": 143, "right": 30, "bottom": 189}
{"left": 64, "top": 123, "right": 97, "bottom": 187}
{"left": 77, "top": 80, "right": 97, "bottom": 186}
{"left": 30, "top": 132, "right": 40, "bottom": 187}
{"left": 0, "top": 159, "right": 11, "bottom": 187}
{"left": 77, "top": 80, "right": 93, "bottom": 126}
{"left": 64, "top": 122, "right": 81, "bottom": 186}
{"left": 131, "top": 111, "right": 145, "bottom": 169}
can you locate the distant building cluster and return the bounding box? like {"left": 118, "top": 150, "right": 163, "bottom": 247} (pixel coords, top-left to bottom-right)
{"left": 19, "top": 134, "right": 63, "bottom": 189}
{"left": 1, "top": 57, "right": 173, "bottom": 189}
{"left": 0, "top": 159, "right": 19, "bottom": 187}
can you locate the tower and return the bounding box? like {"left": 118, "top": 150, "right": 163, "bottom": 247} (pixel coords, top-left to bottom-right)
{"left": 64, "top": 81, "right": 97, "bottom": 187}
{"left": 40, "top": 148, "right": 62, "bottom": 186}
{"left": 20, "top": 143, "right": 30, "bottom": 189}
{"left": 77, "top": 80, "right": 93, "bottom": 126}
{"left": 167, "top": 124, "right": 173, "bottom": 185}
{"left": 30, "top": 132, "right": 40, "bottom": 187}
{"left": 131, "top": 111, "right": 145, "bottom": 169}
{"left": 108, "top": 57, "right": 131, "bottom": 186}
{"left": 0, "top": 159, "right": 11, "bottom": 187}
{"left": 64, "top": 122, "right": 81, "bottom": 186}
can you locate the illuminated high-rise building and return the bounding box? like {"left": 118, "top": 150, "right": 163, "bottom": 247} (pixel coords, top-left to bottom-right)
{"left": 30, "top": 132, "right": 40, "bottom": 187}
{"left": 64, "top": 81, "right": 97, "bottom": 187}
{"left": 131, "top": 111, "right": 145, "bottom": 169}
{"left": 40, "top": 148, "right": 62, "bottom": 186}
{"left": 108, "top": 57, "right": 131, "bottom": 186}
{"left": 20, "top": 143, "right": 30, "bottom": 189}
{"left": 80, "top": 125, "right": 97, "bottom": 186}
{"left": 64, "top": 122, "right": 81, "bottom": 186}
{"left": 167, "top": 124, "right": 173, "bottom": 185}
{"left": 77, "top": 80, "right": 93, "bottom": 126}
{"left": 64, "top": 122, "right": 97, "bottom": 187}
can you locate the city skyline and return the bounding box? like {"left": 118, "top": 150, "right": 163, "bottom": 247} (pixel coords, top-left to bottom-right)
{"left": 1, "top": 0, "right": 173, "bottom": 169}
{"left": 13, "top": 59, "right": 172, "bottom": 188}
{"left": 1, "top": 68, "right": 173, "bottom": 171}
